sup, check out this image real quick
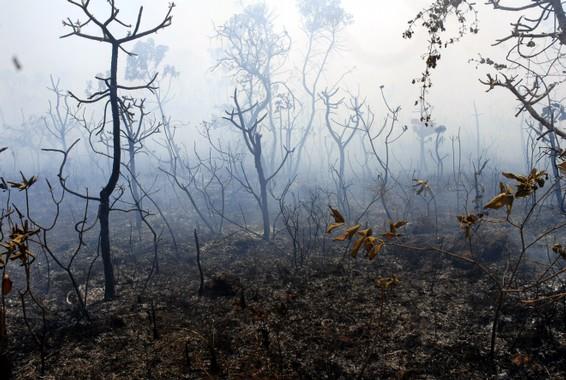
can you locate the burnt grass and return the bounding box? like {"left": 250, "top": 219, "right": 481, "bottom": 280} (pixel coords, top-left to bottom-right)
{"left": 3, "top": 223, "right": 566, "bottom": 379}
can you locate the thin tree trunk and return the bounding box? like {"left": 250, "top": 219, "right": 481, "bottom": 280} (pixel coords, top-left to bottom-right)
{"left": 128, "top": 142, "right": 142, "bottom": 234}
{"left": 99, "top": 43, "right": 121, "bottom": 301}
{"left": 548, "top": 129, "right": 565, "bottom": 211}
{"left": 255, "top": 151, "right": 270, "bottom": 241}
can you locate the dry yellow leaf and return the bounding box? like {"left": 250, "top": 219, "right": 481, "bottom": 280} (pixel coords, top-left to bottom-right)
{"left": 333, "top": 224, "right": 361, "bottom": 241}
{"left": 329, "top": 206, "right": 345, "bottom": 223}
{"left": 351, "top": 237, "right": 367, "bottom": 258}
{"left": 357, "top": 228, "right": 373, "bottom": 237}
{"left": 484, "top": 192, "right": 513, "bottom": 211}
{"left": 368, "top": 240, "right": 384, "bottom": 260}
{"left": 326, "top": 222, "right": 344, "bottom": 234}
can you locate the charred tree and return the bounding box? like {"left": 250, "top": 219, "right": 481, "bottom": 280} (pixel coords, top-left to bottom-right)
{"left": 293, "top": 0, "right": 352, "bottom": 177}
{"left": 223, "top": 89, "right": 292, "bottom": 240}
{"left": 214, "top": 3, "right": 291, "bottom": 174}
{"left": 61, "top": 0, "right": 174, "bottom": 300}
{"left": 320, "top": 88, "right": 360, "bottom": 218}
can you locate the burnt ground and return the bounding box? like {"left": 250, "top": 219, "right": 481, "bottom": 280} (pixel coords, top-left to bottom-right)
{"left": 2, "top": 226, "right": 566, "bottom": 379}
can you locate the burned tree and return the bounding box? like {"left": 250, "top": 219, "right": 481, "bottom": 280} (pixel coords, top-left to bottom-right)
{"left": 214, "top": 3, "right": 291, "bottom": 173}
{"left": 127, "top": 40, "right": 228, "bottom": 236}
{"left": 223, "top": 90, "right": 292, "bottom": 241}
{"left": 411, "top": 118, "right": 436, "bottom": 175}
{"left": 320, "top": 88, "right": 360, "bottom": 218}
{"left": 42, "top": 76, "right": 76, "bottom": 151}
{"left": 430, "top": 125, "right": 447, "bottom": 180}
{"left": 120, "top": 97, "right": 161, "bottom": 234}
{"left": 60, "top": 0, "right": 174, "bottom": 300}
{"left": 359, "top": 86, "right": 406, "bottom": 221}
{"left": 125, "top": 38, "right": 179, "bottom": 169}
{"left": 293, "top": 0, "right": 352, "bottom": 176}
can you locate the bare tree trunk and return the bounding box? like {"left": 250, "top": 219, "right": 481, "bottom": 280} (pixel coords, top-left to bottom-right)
{"left": 548, "top": 129, "right": 565, "bottom": 212}
{"left": 98, "top": 43, "right": 121, "bottom": 301}
{"left": 254, "top": 141, "right": 271, "bottom": 241}
{"left": 128, "top": 142, "right": 142, "bottom": 234}
{"left": 337, "top": 147, "right": 347, "bottom": 217}
{"left": 419, "top": 137, "right": 427, "bottom": 174}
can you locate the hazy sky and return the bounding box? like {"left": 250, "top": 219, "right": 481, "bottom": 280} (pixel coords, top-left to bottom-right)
{"left": 0, "top": 0, "right": 523, "bottom": 162}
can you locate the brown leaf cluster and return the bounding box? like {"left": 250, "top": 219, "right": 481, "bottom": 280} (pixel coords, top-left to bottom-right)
{"left": 457, "top": 213, "right": 483, "bottom": 239}
{"left": 326, "top": 207, "right": 407, "bottom": 261}
{"left": 0, "top": 220, "right": 40, "bottom": 268}
{"left": 484, "top": 169, "right": 547, "bottom": 215}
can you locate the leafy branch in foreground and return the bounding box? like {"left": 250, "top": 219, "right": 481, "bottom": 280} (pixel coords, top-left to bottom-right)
{"left": 484, "top": 168, "right": 548, "bottom": 215}
{"left": 326, "top": 206, "right": 407, "bottom": 260}
{"left": 0, "top": 176, "right": 40, "bottom": 340}
{"left": 403, "top": 0, "right": 478, "bottom": 124}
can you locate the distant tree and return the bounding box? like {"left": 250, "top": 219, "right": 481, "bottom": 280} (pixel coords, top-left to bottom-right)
{"left": 3, "top": 112, "right": 44, "bottom": 173}
{"left": 292, "top": 0, "right": 352, "bottom": 176}
{"left": 320, "top": 88, "right": 360, "bottom": 218}
{"left": 214, "top": 2, "right": 291, "bottom": 172}
{"left": 222, "top": 89, "right": 293, "bottom": 241}
{"left": 359, "top": 86, "right": 406, "bottom": 220}
{"left": 42, "top": 76, "right": 76, "bottom": 151}
{"left": 126, "top": 39, "right": 178, "bottom": 144}
{"left": 119, "top": 97, "right": 161, "bottom": 234}
{"left": 123, "top": 38, "right": 182, "bottom": 248}
{"left": 411, "top": 119, "right": 436, "bottom": 174}
{"left": 125, "top": 39, "right": 172, "bottom": 83}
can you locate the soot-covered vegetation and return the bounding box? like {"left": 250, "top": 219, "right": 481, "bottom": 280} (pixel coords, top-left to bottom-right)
{"left": 1, "top": 0, "right": 566, "bottom": 379}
